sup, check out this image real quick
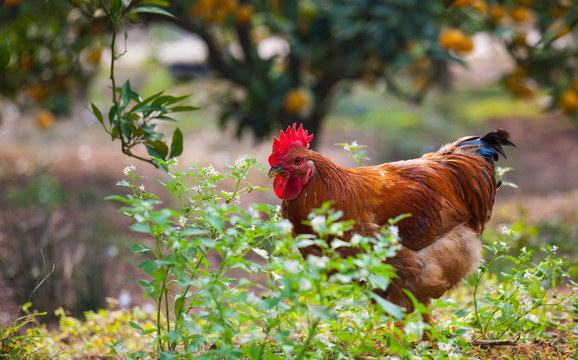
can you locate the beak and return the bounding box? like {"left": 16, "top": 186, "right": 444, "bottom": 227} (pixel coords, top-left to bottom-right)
{"left": 267, "top": 167, "right": 285, "bottom": 178}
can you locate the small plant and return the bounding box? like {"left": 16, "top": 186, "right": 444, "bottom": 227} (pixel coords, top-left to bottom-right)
{"left": 91, "top": 0, "right": 197, "bottom": 168}
{"left": 461, "top": 227, "right": 577, "bottom": 342}
{"left": 108, "top": 156, "right": 455, "bottom": 358}
{"left": 0, "top": 303, "right": 44, "bottom": 360}
{"left": 337, "top": 141, "right": 370, "bottom": 166}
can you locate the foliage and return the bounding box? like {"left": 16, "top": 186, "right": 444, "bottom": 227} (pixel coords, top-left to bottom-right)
{"left": 105, "top": 157, "right": 415, "bottom": 358}
{"left": 90, "top": 0, "right": 198, "bottom": 168}
{"left": 0, "top": 303, "right": 45, "bottom": 360}
{"left": 75, "top": 155, "right": 577, "bottom": 359}
{"left": 442, "top": 0, "right": 578, "bottom": 122}
{"left": 1, "top": 0, "right": 577, "bottom": 145}
{"left": 26, "top": 303, "right": 156, "bottom": 360}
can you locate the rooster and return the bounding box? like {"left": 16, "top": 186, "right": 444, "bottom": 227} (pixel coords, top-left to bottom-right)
{"left": 267, "top": 123, "right": 514, "bottom": 326}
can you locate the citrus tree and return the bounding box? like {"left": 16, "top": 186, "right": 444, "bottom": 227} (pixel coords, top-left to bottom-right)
{"left": 1, "top": 0, "right": 577, "bottom": 153}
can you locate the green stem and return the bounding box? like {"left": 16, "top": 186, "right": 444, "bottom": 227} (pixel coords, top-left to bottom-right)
{"left": 294, "top": 318, "right": 320, "bottom": 360}
{"left": 473, "top": 251, "right": 500, "bottom": 339}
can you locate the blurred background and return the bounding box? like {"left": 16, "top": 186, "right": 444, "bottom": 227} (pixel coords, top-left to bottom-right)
{"left": 0, "top": 0, "right": 577, "bottom": 326}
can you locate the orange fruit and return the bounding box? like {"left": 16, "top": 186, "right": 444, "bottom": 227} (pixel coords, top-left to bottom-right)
{"left": 490, "top": 4, "right": 506, "bottom": 21}
{"left": 18, "top": 53, "right": 34, "bottom": 71}
{"left": 283, "top": 88, "right": 307, "bottom": 114}
{"left": 560, "top": 90, "right": 578, "bottom": 114}
{"left": 26, "top": 84, "right": 50, "bottom": 102}
{"left": 439, "top": 29, "right": 466, "bottom": 50}
{"left": 361, "top": 71, "right": 376, "bottom": 85}
{"left": 36, "top": 110, "right": 55, "bottom": 129}
{"left": 510, "top": 6, "right": 531, "bottom": 23}
{"left": 86, "top": 48, "right": 102, "bottom": 65}
{"left": 456, "top": 37, "right": 474, "bottom": 52}
{"left": 452, "top": 0, "right": 471, "bottom": 7}
{"left": 222, "top": 0, "right": 238, "bottom": 13}
{"left": 236, "top": 3, "right": 254, "bottom": 26}
{"left": 470, "top": 0, "right": 487, "bottom": 14}
{"left": 513, "top": 32, "right": 527, "bottom": 46}
{"left": 413, "top": 76, "right": 431, "bottom": 93}
{"left": 550, "top": 7, "right": 570, "bottom": 18}
{"left": 514, "top": 79, "right": 537, "bottom": 98}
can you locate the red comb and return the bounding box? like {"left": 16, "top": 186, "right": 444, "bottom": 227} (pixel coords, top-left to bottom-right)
{"left": 269, "top": 123, "right": 313, "bottom": 166}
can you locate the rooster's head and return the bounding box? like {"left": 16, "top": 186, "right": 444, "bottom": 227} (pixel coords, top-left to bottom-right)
{"left": 268, "top": 123, "right": 315, "bottom": 200}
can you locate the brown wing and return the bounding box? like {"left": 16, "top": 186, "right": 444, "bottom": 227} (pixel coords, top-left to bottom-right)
{"left": 371, "top": 129, "right": 513, "bottom": 250}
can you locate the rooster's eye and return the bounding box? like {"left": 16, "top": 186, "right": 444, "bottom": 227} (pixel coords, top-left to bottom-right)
{"left": 294, "top": 158, "right": 302, "bottom": 164}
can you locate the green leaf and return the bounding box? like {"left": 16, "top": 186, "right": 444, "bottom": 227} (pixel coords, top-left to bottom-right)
{"left": 130, "top": 223, "right": 152, "bottom": 234}
{"left": 116, "top": 179, "right": 131, "bottom": 187}
{"left": 168, "top": 127, "right": 183, "bottom": 159}
{"left": 369, "top": 292, "right": 404, "bottom": 320}
{"left": 137, "top": 260, "right": 159, "bottom": 275}
{"left": 146, "top": 144, "right": 167, "bottom": 162}
{"left": 146, "top": 140, "right": 169, "bottom": 158}
{"left": 91, "top": 102, "right": 104, "bottom": 125}
{"left": 0, "top": 39, "right": 11, "bottom": 70}
{"left": 455, "top": 308, "right": 470, "bottom": 317}
{"left": 158, "top": 351, "right": 177, "bottom": 360}
{"left": 128, "top": 6, "right": 176, "bottom": 18}
{"left": 170, "top": 105, "right": 200, "bottom": 112}
{"left": 104, "top": 195, "right": 130, "bottom": 203}
{"left": 130, "top": 243, "right": 153, "bottom": 253}
{"left": 128, "top": 321, "right": 144, "bottom": 332}
{"left": 538, "top": 9, "right": 578, "bottom": 47}
{"left": 121, "top": 80, "right": 132, "bottom": 109}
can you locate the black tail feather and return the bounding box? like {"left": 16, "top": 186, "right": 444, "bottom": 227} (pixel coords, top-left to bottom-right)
{"left": 480, "top": 129, "right": 515, "bottom": 161}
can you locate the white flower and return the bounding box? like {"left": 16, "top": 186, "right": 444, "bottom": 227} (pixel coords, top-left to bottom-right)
{"left": 501, "top": 225, "right": 510, "bottom": 235}
{"left": 248, "top": 205, "right": 260, "bottom": 219}
{"left": 521, "top": 297, "right": 532, "bottom": 312}
{"left": 233, "top": 194, "right": 241, "bottom": 205}
{"left": 351, "top": 234, "right": 363, "bottom": 246}
{"left": 310, "top": 215, "right": 326, "bottom": 233}
{"left": 523, "top": 270, "right": 534, "bottom": 281}
{"left": 139, "top": 184, "right": 145, "bottom": 192}
{"left": 552, "top": 245, "right": 558, "bottom": 254}
{"left": 309, "top": 255, "right": 329, "bottom": 269}
{"left": 191, "top": 185, "right": 202, "bottom": 193}
{"left": 235, "top": 156, "right": 249, "bottom": 170}
{"left": 278, "top": 219, "right": 293, "bottom": 234}
{"left": 247, "top": 291, "right": 261, "bottom": 304}
{"left": 388, "top": 225, "right": 399, "bottom": 239}
{"left": 253, "top": 248, "right": 269, "bottom": 260}
{"left": 284, "top": 259, "right": 301, "bottom": 274}
{"left": 178, "top": 216, "right": 187, "bottom": 227}
{"left": 168, "top": 157, "right": 179, "bottom": 170}
{"left": 204, "top": 165, "right": 219, "bottom": 177}
{"left": 521, "top": 247, "right": 527, "bottom": 253}
{"left": 343, "top": 141, "right": 359, "bottom": 151}
{"left": 122, "top": 164, "right": 136, "bottom": 176}
{"left": 438, "top": 341, "right": 453, "bottom": 353}
{"left": 404, "top": 320, "right": 424, "bottom": 338}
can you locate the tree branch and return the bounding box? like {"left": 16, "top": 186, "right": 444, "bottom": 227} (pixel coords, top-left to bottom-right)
{"left": 471, "top": 339, "right": 518, "bottom": 346}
